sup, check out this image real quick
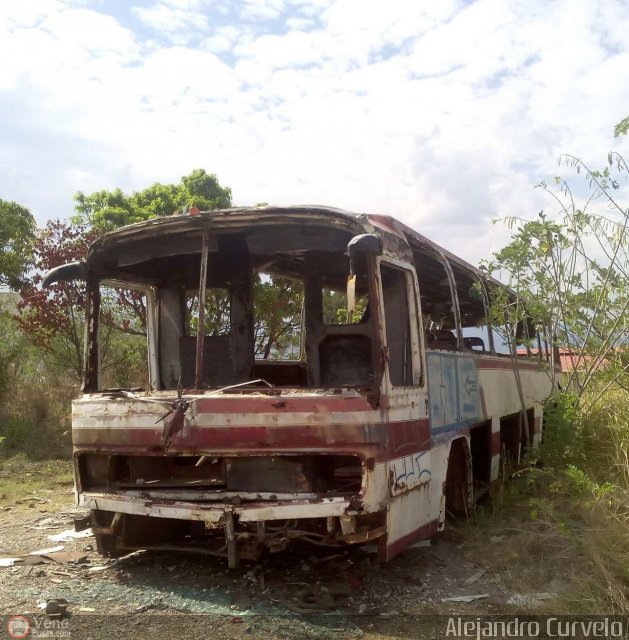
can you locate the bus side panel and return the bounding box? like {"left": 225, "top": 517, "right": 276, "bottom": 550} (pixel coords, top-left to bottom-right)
{"left": 383, "top": 352, "right": 481, "bottom": 560}
{"left": 382, "top": 481, "right": 436, "bottom": 560}
{"left": 477, "top": 361, "right": 554, "bottom": 480}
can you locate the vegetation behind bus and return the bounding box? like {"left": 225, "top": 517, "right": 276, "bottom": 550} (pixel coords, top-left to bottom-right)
{"left": 1, "top": 143, "right": 629, "bottom": 610}
{"left": 480, "top": 146, "right": 629, "bottom": 613}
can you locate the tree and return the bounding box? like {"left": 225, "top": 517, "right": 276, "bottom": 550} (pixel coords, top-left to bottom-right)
{"left": 254, "top": 276, "right": 304, "bottom": 359}
{"left": 0, "top": 199, "right": 36, "bottom": 290}
{"left": 16, "top": 221, "right": 98, "bottom": 380}
{"left": 485, "top": 153, "right": 629, "bottom": 413}
{"left": 73, "top": 169, "right": 232, "bottom": 231}
{"left": 16, "top": 170, "right": 231, "bottom": 382}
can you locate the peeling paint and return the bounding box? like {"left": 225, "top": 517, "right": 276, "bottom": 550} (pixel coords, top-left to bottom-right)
{"left": 51, "top": 206, "right": 556, "bottom": 566}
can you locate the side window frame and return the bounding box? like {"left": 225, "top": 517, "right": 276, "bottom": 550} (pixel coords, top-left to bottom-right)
{"left": 97, "top": 279, "right": 158, "bottom": 391}
{"left": 378, "top": 258, "right": 423, "bottom": 388}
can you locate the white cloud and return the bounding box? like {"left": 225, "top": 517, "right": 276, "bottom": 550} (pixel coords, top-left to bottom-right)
{"left": 285, "top": 15, "right": 314, "bottom": 30}
{"left": 0, "top": 0, "right": 64, "bottom": 28}
{"left": 234, "top": 30, "right": 328, "bottom": 69}
{"left": 155, "top": 0, "right": 214, "bottom": 9}
{"left": 238, "top": 0, "right": 287, "bottom": 22}
{"left": 132, "top": 3, "right": 210, "bottom": 41}
{"left": 1, "top": 0, "right": 629, "bottom": 269}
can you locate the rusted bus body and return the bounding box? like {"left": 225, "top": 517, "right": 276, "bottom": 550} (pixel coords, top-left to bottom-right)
{"left": 45, "top": 206, "right": 557, "bottom": 566}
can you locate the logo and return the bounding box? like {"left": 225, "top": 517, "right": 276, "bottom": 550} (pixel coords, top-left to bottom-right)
{"left": 7, "top": 615, "right": 31, "bottom": 639}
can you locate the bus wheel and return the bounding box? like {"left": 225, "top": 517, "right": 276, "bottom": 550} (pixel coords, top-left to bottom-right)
{"left": 445, "top": 439, "right": 473, "bottom": 518}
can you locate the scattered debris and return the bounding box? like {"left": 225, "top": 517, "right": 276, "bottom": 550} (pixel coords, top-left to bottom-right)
{"left": 410, "top": 539, "right": 432, "bottom": 548}
{"left": 87, "top": 564, "right": 112, "bottom": 573}
{"left": 45, "top": 598, "right": 69, "bottom": 619}
{"left": 0, "top": 557, "right": 20, "bottom": 567}
{"left": 463, "top": 568, "right": 487, "bottom": 585}
{"left": 441, "top": 594, "right": 490, "bottom": 603}
{"left": 87, "top": 550, "right": 144, "bottom": 572}
{"left": 0, "top": 495, "right": 560, "bottom": 634}
{"left": 230, "top": 590, "right": 252, "bottom": 611}
{"left": 30, "top": 545, "right": 65, "bottom": 556}
{"left": 285, "top": 583, "right": 352, "bottom": 613}
{"left": 16, "top": 497, "right": 48, "bottom": 504}
{"left": 48, "top": 528, "right": 94, "bottom": 542}
{"left": 45, "top": 551, "right": 89, "bottom": 564}
{"left": 507, "top": 592, "right": 557, "bottom": 607}
{"left": 30, "top": 515, "right": 81, "bottom": 531}
{"left": 0, "top": 551, "right": 87, "bottom": 567}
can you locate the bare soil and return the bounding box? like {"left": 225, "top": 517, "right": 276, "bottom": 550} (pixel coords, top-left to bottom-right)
{"left": 0, "top": 458, "right": 569, "bottom": 639}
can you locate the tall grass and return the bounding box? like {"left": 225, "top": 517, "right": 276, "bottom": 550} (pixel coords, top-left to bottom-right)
{"left": 0, "top": 372, "right": 76, "bottom": 459}
{"left": 0, "top": 299, "right": 76, "bottom": 459}
{"left": 527, "top": 389, "right": 629, "bottom": 613}
{"left": 461, "top": 388, "right": 629, "bottom": 613}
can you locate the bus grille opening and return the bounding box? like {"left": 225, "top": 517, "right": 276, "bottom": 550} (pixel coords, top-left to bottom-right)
{"left": 78, "top": 453, "right": 363, "bottom": 497}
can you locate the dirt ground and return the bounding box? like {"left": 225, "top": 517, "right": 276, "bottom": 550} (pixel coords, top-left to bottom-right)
{"left": 0, "top": 459, "right": 570, "bottom": 639}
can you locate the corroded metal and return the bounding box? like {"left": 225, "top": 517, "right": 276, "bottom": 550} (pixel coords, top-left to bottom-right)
{"left": 55, "top": 205, "right": 558, "bottom": 567}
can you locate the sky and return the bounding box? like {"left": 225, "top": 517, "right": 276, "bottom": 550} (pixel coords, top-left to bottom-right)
{"left": 1, "top": 0, "right": 628, "bottom": 266}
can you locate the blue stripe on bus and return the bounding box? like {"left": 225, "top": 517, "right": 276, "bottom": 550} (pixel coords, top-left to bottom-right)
{"left": 430, "top": 419, "right": 477, "bottom": 436}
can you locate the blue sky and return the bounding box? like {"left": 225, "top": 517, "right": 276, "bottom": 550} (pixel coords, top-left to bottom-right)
{"left": 1, "top": 0, "right": 628, "bottom": 265}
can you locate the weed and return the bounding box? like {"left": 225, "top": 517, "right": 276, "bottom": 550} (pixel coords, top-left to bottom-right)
{"left": 0, "top": 454, "right": 74, "bottom": 510}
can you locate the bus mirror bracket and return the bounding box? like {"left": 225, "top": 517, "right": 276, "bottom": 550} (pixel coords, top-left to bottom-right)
{"left": 42, "top": 261, "right": 86, "bottom": 288}
{"left": 346, "top": 234, "right": 381, "bottom": 317}
{"left": 347, "top": 234, "right": 382, "bottom": 276}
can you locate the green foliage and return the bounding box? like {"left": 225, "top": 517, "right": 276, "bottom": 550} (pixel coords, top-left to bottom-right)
{"left": 560, "top": 465, "right": 614, "bottom": 503}
{"left": 17, "top": 220, "right": 97, "bottom": 381}
{"left": 614, "top": 116, "right": 629, "bottom": 137}
{"left": 99, "top": 331, "right": 148, "bottom": 390}
{"left": 481, "top": 148, "right": 629, "bottom": 612}
{"left": 0, "top": 296, "right": 75, "bottom": 459}
{"left": 477, "top": 387, "right": 629, "bottom": 613}
{"left": 73, "top": 169, "right": 232, "bottom": 231}
{"left": 187, "top": 288, "right": 231, "bottom": 337}
{"left": 99, "top": 285, "right": 149, "bottom": 389}
{"left": 536, "top": 391, "right": 580, "bottom": 470}
{"left": 254, "top": 275, "right": 304, "bottom": 359}
{"left": 322, "top": 288, "right": 368, "bottom": 325}
{"left": 0, "top": 199, "right": 36, "bottom": 290}
{"left": 484, "top": 154, "right": 629, "bottom": 403}
{"left": 537, "top": 388, "right": 629, "bottom": 611}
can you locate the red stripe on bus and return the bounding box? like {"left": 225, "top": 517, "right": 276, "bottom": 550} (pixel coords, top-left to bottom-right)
{"left": 475, "top": 358, "right": 546, "bottom": 372}
{"left": 389, "top": 419, "right": 431, "bottom": 458}
{"left": 384, "top": 519, "right": 439, "bottom": 561}
{"left": 491, "top": 430, "right": 501, "bottom": 456}
{"left": 193, "top": 395, "right": 373, "bottom": 414}
{"left": 73, "top": 419, "right": 432, "bottom": 460}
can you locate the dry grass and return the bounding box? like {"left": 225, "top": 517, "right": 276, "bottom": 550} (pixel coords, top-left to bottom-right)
{"left": 0, "top": 454, "right": 74, "bottom": 511}
{"left": 467, "top": 388, "right": 629, "bottom": 614}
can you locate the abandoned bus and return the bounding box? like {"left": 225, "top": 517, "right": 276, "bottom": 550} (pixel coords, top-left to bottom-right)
{"left": 43, "top": 206, "right": 558, "bottom": 566}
